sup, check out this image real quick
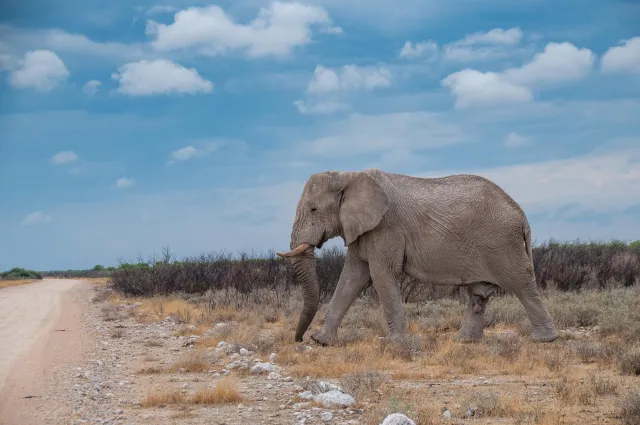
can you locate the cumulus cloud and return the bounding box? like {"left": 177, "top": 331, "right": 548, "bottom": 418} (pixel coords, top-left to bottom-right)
{"left": 302, "top": 111, "right": 464, "bottom": 157}
{"left": 601, "top": 37, "right": 640, "bottom": 75}
{"left": 167, "top": 141, "right": 227, "bottom": 164}
{"left": 399, "top": 40, "right": 438, "bottom": 59}
{"left": 420, "top": 147, "right": 640, "bottom": 217}
{"left": 146, "top": 2, "right": 340, "bottom": 58}
{"left": 8, "top": 50, "right": 69, "bottom": 92}
{"left": 293, "top": 99, "right": 348, "bottom": 115}
{"left": 111, "top": 59, "right": 213, "bottom": 96}
{"left": 441, "top": 42, "right": 596, "bottom": 108}
{"left": 51, "top": 150, "right": 79, "bottom": 165}
{"left": 21, "top": 211, "right": 51, "bottom": 226}
{"left": 443, "top": 27, "right": 523, "bottom": 62}
{"left": 82, "top": 80, "right": 102, "bottom": 96}
{"left": 504, "top": 132, "right": 531, "bottom": 148}
{"left": 294, "top": 64, "right": 392, "bottom": 114}
{"left": 146, "top": 5, "right": 178, "bottom": 15}
{"left": 115, "top": 177, "right": 135, "bottom": 188}
{"left": 307, "top": 64, "right": 392, "bottom": 93}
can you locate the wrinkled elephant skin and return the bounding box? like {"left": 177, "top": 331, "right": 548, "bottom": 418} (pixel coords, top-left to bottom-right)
{"left": 277, "top": 168, "right": 560, "bottom": 345}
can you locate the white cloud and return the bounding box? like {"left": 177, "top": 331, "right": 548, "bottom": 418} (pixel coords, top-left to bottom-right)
{"left": 115, "top": 177, "right": 135, "bottom": 188}
{"left": 167, "top": 141, "right": 226, "bottom": 164}
{"left": 293, "top": 99, "right": 348, "bottom": 115}
{"left": 8, "top": 50, "right": 69, "bottom": 92}
{"left": 420, "top": 147, "right": 640, "bottom": 217}
{"left": 441, "top": 42, "right": 596, "bottom": 108}
{"left": 399, "top": 40, "right": 438, "bottom": 59}
{"left": 82, "top": 80, "right": 102, "bottom": 96}
{"left": 601, "top": 37, "right": 640, "bottom": 75}
{"left": 51, "top": 150, "right": 79, "bottom": 165}
{"left": 302, "top": 111, "right": 465, "bottom": 157}
{"left": 441, "top": 69, "right": 532, "bottom": 108}
{"left": 111, "top": 59, "right": 213, "bottom": 96}
{"left": 443, "top": 27, "right": 523, "bottom": 62}
{"left": 0, "top": 25, "right": 149, "bottom": 61}
{"left": 147, "top": 5, "right": 178, "bottom": 15}
{"left": 307, "top": 64, "right": 392, "bottom": 93}
{"left": 504, "top": 132, "right": 531, "bottom": 148}
{"left": 21, "top": 211, "right": 51, "bottom": 226}
{"left": 456, "top": 27, "right": 523, "bottom": 47}
{"left": 146, "top": 2, "right": 340, "bottom": 58}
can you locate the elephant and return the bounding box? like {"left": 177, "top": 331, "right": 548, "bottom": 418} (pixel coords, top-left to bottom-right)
{"left": 276, "top": 168, "right": 560, "bottom": 346}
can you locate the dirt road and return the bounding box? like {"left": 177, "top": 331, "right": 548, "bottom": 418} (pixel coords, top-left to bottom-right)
{"left": 0, "top": 279, "right": 91, "bottom": 425}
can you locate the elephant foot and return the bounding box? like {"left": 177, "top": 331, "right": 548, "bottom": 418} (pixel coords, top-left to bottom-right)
{"left": 310, "top": 330, "right": 336, "bottom": 346}
{"left": 531, "top": 324, "right": 560, "bottom": 343}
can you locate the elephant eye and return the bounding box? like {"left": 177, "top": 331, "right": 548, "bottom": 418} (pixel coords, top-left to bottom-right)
{"left": 310, "top": 207, "right": 317, "bottom": 212}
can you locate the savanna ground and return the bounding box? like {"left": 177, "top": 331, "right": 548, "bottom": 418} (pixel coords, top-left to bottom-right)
{"left": 90, "top": 281, "right": 640, "bottom": 425}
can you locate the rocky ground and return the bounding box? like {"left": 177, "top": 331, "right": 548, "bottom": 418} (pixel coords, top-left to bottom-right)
{"left": 35, "top": 283, "right": 638, "bottom": 425}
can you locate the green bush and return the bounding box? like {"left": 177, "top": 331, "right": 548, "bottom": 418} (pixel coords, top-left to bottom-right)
{"left": 0, "top": 267, "right": 43, "bottom": 280}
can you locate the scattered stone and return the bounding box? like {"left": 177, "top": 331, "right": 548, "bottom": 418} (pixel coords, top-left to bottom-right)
{"left": 250, "top": 362, "right": 280, "bottom": 374}
{"left": 320, "top": 411, "right": 334, "bottom": 422}
{"left": 442, "top": 409, "right": 452, "bottom": 420}
{"left": 380, "top": 413, "right": 416, "bottom": 425}
{"left": 314, "top": 390, "right": 356, "bottom": 408}
{"left": 269, "top": 352, "right": 277, "bottom": 363}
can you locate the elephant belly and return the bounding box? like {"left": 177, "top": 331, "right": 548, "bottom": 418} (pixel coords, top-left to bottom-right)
{"left": 403, "top": 251, "right": 494, "bottom": 287}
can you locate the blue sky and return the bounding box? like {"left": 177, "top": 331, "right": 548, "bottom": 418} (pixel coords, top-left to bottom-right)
{"left": 1, "top": 0, "right": 639, "bottom": 270}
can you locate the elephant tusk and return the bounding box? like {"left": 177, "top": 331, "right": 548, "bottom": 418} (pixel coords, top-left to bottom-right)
{"left": 276, "top": 243, "right": 313, "bottom": 258}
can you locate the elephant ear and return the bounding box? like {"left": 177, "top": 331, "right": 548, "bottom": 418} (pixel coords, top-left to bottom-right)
{"left": 339, "top": 173, "right": 390, "bottom": 246}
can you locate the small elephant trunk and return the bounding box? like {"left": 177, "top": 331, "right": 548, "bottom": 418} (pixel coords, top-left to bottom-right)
{"left": 290, "top": 250, "right": 320, "bottom": 342}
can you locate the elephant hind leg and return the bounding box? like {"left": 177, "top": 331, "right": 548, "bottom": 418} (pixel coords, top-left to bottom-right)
{"left": 457, "top": 282, "right": 498, "bottom": 343}
{"left": 514, "top": 280, "right": 559, "bottom": 342}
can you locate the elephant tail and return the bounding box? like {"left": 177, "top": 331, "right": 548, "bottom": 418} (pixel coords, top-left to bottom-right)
{"left": 523, "top": 220, "right": 536, "bottom": 279}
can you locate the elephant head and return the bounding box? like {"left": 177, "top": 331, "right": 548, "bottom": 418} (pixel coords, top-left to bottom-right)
{"left": 277, "top": 171, "right": 390, "bottom": 341}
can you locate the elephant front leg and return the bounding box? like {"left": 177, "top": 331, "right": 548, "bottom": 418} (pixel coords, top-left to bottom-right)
{"left": 369, "top": 264, "right": 406, "bottom": 337}
{"left": 457, "top": 284, "right": 492, "bottom": 343}
{"left": 310, "top": 249, "right": 371, "bottom": 346}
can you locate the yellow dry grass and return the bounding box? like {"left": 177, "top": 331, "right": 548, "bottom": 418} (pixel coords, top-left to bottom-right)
{"left": 118, "top": 288, "right": 640, "bottom": 424}
{"left": 191, "top": 378, "right": 243, "bottom": 404}
{"left": 141, "top": 378, "right": 242, "bottom": 408}
{"left": 0, "top": 279, "right": 37, "bottom": 288}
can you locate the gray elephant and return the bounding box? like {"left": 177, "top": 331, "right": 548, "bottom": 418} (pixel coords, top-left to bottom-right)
{"left": 277, "top": 168, "right": 559, "bottom": 346}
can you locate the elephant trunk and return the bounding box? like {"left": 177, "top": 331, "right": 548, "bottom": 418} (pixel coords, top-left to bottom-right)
{"left": 290, "top": 250, "right": 320, "bottom": 342}
{"left": 277, "top": 240, "right": 319, "bottom": 342}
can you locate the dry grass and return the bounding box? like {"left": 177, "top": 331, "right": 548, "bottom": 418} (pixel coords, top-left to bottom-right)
{"left": 168, "top": 351, "right": 210, "bottom": 373}
{"left": 0, "top": 279, "right": 37, "bottom": 288}
{"left": 142, "top": 390, "right": 187, "bottom": 407}
{"left": 620, "top": 390, "right": 640, "bottom": 425}
{"left": 118, "top": 286, "right": 640, "bottom": 423}
{"left": 141, "top": 378, "right": 242, "bottom": 408}
{"left": 191, "top": 378, "right": 243, "bottom": 404}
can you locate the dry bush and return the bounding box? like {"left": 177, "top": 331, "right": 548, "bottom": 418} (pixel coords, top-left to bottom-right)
{"left": 463, "top": 390, "right": 514, "bottom": 417}
{"left": 554, "top": 375, "right": 595, "bottom": 406}
{"left": 169, "top": 351, "right": 210, "bottom": 373}
{"left": 618, "top": 347, "right": 640, "bottom": 376}
{"left": 144, "top": 339, "right": 163, "bottom": 347}
{"left": 488, "top": 333, "right": 522, "bottom": 361}
{"left": 142, "top": 390, "right": 186, "bottom": 407}
{"left": 138, "top": 366, "right": 163, "bottom": 374}
{"left": 572, "top": 341, "right": 603, "bottom": 363}
{"left": 619, "top": 390, "right": 640, "bottom": 425}
{"left": 339, "top": 370, "right": 387, "bottom": 400}
{"left": 191, "top": 378, "right": 243, "bottom": 404}
{"left": 378, "top": 333, "right": 423, "bottom": 361}
{"left": 589, "top": 375, "right": 618, "bottom": 396}
{"left": 110, "top": 329, "right": 124, "bottom": 339}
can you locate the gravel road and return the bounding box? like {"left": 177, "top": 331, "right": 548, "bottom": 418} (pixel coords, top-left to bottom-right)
{"left": 0, "top": 279, "right": 91, "bottom": 425}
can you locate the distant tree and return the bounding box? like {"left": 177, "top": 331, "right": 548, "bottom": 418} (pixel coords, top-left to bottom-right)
{"left": 93, "top": 264, "right": 105, "bottom": 271}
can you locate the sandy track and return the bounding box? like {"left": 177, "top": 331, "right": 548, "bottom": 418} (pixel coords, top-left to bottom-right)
{"left": 0, "top": 279, "right": 91, "bottom": 425}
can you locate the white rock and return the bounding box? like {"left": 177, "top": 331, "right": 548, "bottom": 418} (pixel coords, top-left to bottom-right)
{"left": 268, "top": 372, "right": 281, "bottom": 380}
{"left": 320, "top": 411, "right": 334, "bottom": 422}
{"left": 380, "top": 413, "right": 416, "bottom": 425}
{"left": 442, "top": 409, "right": 452, "bottom": 420}
{"left": 317, "top": 381, "right": 344, "bottom": 392}
{"left": 217, "top": 341, "right": 226, "bottom": 348}
{"left": 240, "top": 348, "right": 250, "bottom": 356}
{"left": 298, "top": 391, "right": 314, "bottom": 400}
{"left": 314, "top": 390, "right": 355, "bottom": 408}
{"left": 269, "top": 352, "right": 277, "bottom": 362}
{"left": 250, "top": 362, "right": 280, "bottom": 374}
